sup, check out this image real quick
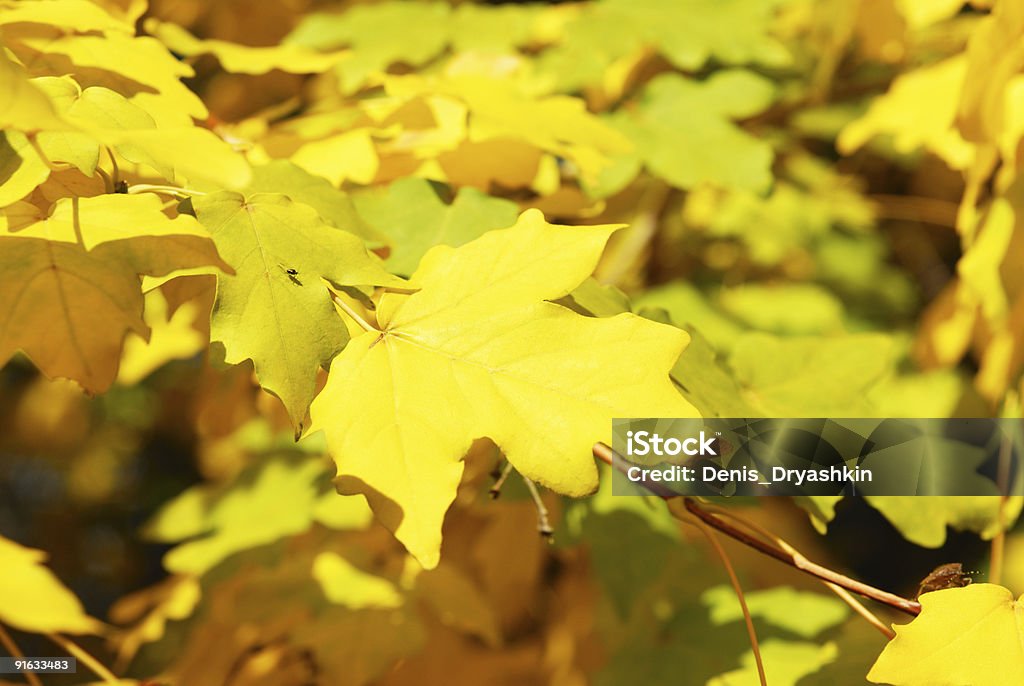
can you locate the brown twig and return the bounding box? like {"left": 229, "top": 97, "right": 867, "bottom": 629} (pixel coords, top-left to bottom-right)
{"left": 0, "top": 623, "right": 44, "bottom": 686}
{"left": 990, "top": 428, "right": 1015, "bottom": 586}
{"left": 489, "top": 461, "right": 514, "bottom": 499}
{"left": 593, "top": 442, "right": 921, "bottom": 617}
{"left": 523, "top": 476, "right": 554, "bottom": 539}
{"left": 698, "top": 502, "right": 896, "bottom": 639}
{"left": 682, "top": 505, "right": 768, "bottom": 686}
{"left": 47, "top": 633, "right": 119, "bottom": 685}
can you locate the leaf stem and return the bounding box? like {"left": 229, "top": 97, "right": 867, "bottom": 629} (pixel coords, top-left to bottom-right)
{"left": 699, "top": 502, "right": 896, "bottom": 639}
{"left": 489, "top": 461, "right": 514, "bottom": 499}
{"left": 125, "top": 183, "right": 206, "bottom": 198}
{"left": 329, "top": 291, "right": 378, "bottom": 333}
{"left": 523, "top": 476, "right": 554, "bottom": 538}
{"left": 0, "top": 623, "right": 45, "bottom": 686}
{"left": 592, "top": 442, "right": 922, "bottom": 617}
{"left": 990, "top": 429, "right": 1014, "bottom": 586}
{"left": 679, "top": 503, "right": 768, "bottom": 686}
{"left": 104, "top": 146, "right": 120, "bottom": 187}
{"left": 46, "top": 634, "right": 119, "bottom": 685}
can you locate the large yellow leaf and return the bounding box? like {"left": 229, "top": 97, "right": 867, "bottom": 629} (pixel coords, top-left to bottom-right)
{"left": 0, "top": 534, "right": 103, "bottom": 634}
{"left": 0, "top": 195, "right": 226, "bottom": 391}
{"left": 868, "top": 584, "right": 1024, "bottom": 685}
{"left": 309, "top": 209, "right": 697, "bottom": 567}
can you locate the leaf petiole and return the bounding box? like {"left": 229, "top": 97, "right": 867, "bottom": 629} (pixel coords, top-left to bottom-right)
{"left": 329, "top": 291, "right": 379, "bottom": 333}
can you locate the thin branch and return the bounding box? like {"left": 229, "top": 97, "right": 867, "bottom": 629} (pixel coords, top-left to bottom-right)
{"left": 489, "top": 461, "right": 514, "bottom": 499}
{"left": 593, "top": 442, "right": 922, "bottom": 617}
{"left": 47, "top": 633, "right": 119, "bottom": 685}
{"left": 329, "top": 291, "right": 378, "bottom": 333}
{"left": 676, "top": 502, "right": 767, "bottom": 686}
{"left": 523, "top": 476, "right": 554, "bottom": 539}
{"left": 700, "top": 502, "right": 896, "bottom": 639}
{"left": 0, "top": 623, "right": 45, "bottom": 686}
{"left": 990, "top": 429, "right": 1015, "bottom": 586}
{"left": 869, "top": 194, "right": 959, "bottom": 229}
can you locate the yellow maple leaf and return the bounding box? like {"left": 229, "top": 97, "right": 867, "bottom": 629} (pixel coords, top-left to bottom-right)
{"left": 868, "top": 584, "right": 1024, "bottom": 685}
{"left": 309, "top": 209, "right": 697, "bottom": 568}
{"left": 0, "top": 534, "right": 103, "bottom": 634}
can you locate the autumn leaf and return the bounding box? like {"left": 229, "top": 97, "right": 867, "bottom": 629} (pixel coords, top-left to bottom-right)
{"left": 310, "top": 209, "right": 697, "bottom": 567}
{"left": 0, "top": 534, "right": 103, "bottom": 634}
{"left": 868, "top": 584, "right": 1024, "bottom": 685}
{"left": 286, "top": 2, "right": 453, "bottom": 92}
{"left": 144, "top": 453, "right": 373, "bottom": 575}
{"left": 597, "top": 71, "right": 776, "bottom": 196}
{"left": 193, "top": 191, "right": 404, "bottom": 430}
{"left": 0, "top": 194, "right": 227, "bottom": 391}
{"left": 352, "top": 177, "right": 518, "bottom": 275}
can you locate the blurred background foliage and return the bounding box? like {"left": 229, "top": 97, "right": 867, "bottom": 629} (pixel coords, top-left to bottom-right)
{"left": 2, "top": 0, "right": 1024, "bottom": 684}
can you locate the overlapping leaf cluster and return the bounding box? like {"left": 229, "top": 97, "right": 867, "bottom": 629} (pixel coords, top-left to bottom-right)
{"left": 2, "top": 0, "right": 1024, "bottom": 684}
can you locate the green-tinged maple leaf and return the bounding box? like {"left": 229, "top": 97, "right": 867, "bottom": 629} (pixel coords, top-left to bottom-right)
{"left": 310, "top": 209, "right": 697, "bottom": 568}
{"left": 143, "top": 454, "right": 373, "bottom": 575}
{"left": 352, "top": 177, "right": 518, "bottom": 275}
{"left": 144, "top": 18, "right": 348, "bottom": 75}
{"left": 868, "top": 584, "right": 1024, "bottom": 685}
{"left": 864, "top": 496, "right": 1022, "bottom": 548}
{"left": 0, "top": 194, "right": 226, "bottom": 391}
{"left": 669, "top": 328, "right": 761, "bottom": 418}
{"left": 728, "top": 333, "right": 894, "bottom": 416}
{"left": 193, "top": 191, "right": 404, "bottom": 430}
{"left": 702, "top": 586, "right": 849, "bottom": 638}
{"left": 636, "top": 282, "right": 745, "bottom": 352}
{"left": 718, "top": 284, "right": 845, "bottom": 336}
{"left": 313, "top": 552, "right": 403, "bottom": 609}
{"left": 448, "top": 4, "right": 541, "bottom": 54}
{"left": 0, "top": 534, "right": 103, "bottom": 634}
{"left": 596, "top": 71, "right": 776, "bottom": 196}
{"left": 246, "top": 161, "right": 386, "bottom": 245}
{"left": 286, "top": 1, "right": 452, "bottom": 93}
{"left": 537, "top": 0, "right": 790, "bottom": 92}
{"left": 709, "top": 640, "right": 838, "bottom": 686}
{"left": 793, "top": 495, "right": 844, "bottom": 534}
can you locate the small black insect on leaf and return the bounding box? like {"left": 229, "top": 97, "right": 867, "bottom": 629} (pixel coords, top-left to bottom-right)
{"left": 286, "top": 268, "right": 298, "bottom": 276}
